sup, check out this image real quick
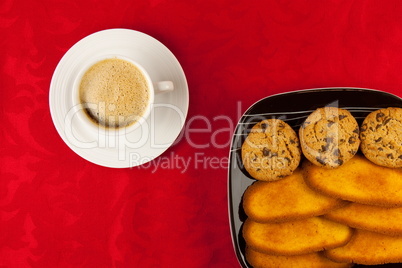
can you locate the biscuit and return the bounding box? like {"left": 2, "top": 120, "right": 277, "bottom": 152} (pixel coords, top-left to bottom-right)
{"left": 325, "top": 229, "right": 402, "bottom": 265}
{"left": 242, "top": 217, "right": 352, "bottom": 256}
{"left": 360, "top": 107, "right": 402, "bottom": 168}
{"left": 324, "top": 202, "right": 402, "bottom": 236}
{"left": 303, "top": 154, "right": 402, "bottom": 207}
{"left": 243, "top": 168, "right": 347, "bottom": 223}
{"left": 299, "top": 107, "right": 360, "bottom": 168}
{"left": 241, "top": 119, "right": 301, "bottom": 181}
{"left": 245, "top": 247, "right": 352, "bottom": 268}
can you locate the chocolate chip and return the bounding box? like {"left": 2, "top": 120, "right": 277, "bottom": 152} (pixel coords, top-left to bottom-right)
{"left": 383, "top": 117, "right": 392, "bottom": 125}
{"left": 316, "top": 157, "right": 326, "bottom": 165}
{"left": 252, "top": 153, "right": 258, "bottom": 161}
{"left": 339, "top": 115, "right": 347, "bottom": 120}
{"left": 320, "top": 145, "right": 328, "bottom": 152}
{"left": 378, "top": 147, "right": 384, "bottom": 151}
{"left": 361, "top": 123, "right": 368, "bottom": 132}
{"left": 290, "top": 139, "right": 296, "bottom": 144}
{"left": 375, "top": 137, "right": 382, "bottom": 142}
{"left": 353, "top": 128, "right": 359, "bottom": 134}
{"left": 261, "top": 123, "right": 267, "bottom": 132}
{"left": 376, "top": 124, "right": 382, "bottom": 130}
{"left": 327, "top": 120, "right": 335, "bottom": 127}
{"left": 387, "top": 153, "right": 394, "bottom": 159}
{"left": 376, "top": 112, "right": 385, "bottom": 122}
{"left": 333, "top": 148, "right": 340, "bottom": 156}
{"left": 335, "top": 159, "right": 344, "bottom": 166}
{"left": 348, "top": 137, "right": 356, "bottom": 144}
{"left": 262, "top": 148, "right": 270, "bottom": 156}
{"left": 399, "top": 155, "right": 402, "bottom": 160}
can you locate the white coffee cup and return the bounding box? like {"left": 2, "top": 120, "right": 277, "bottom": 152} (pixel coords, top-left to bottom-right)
{"left": 70, "top": 55, "right": 174, "bottom": 138}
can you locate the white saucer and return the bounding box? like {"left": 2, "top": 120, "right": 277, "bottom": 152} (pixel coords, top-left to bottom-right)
{"left": 49, "top": 29, "right": 189, "bottom": 168}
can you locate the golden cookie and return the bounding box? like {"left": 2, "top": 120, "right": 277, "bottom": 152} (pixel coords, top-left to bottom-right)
{"left": 243, "top": 168, "right": 347, "bottom": 223}
{"left": 324, "top": 202, "right": 402, "bottom": 236}
{"left": 325, "top": 229, "right": 402, "bottom": 265}
{"left": 242, "top": 217, "right": 352, "bottom": 256}
{"left": 241, "top": 119, "right": 301, "bottom": 181}
{"left": 303, "top": 154, "right": 402, "bottom": 207}
{"left": 299, "top": 107, "right": 360, "bottom": 168}
{"left": 245, "top": 247, "right": 352, "bottom": 268}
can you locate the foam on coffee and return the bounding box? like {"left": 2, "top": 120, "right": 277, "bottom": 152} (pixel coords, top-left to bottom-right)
{"left": 79, "top": 58, "right": 150, "bottom": 128}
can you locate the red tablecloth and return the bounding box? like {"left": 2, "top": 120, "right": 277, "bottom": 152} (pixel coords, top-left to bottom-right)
{"left": 2, "top": 0, "right": 402, "bottom": 267}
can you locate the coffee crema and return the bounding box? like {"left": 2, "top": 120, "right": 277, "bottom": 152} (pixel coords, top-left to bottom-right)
{"left": 79, "top": 58, "right": 150, "bottom": 128}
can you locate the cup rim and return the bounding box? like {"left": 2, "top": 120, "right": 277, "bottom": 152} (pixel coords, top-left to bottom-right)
{"left": 71, "top": 54, "right": 155, "bottom": 136}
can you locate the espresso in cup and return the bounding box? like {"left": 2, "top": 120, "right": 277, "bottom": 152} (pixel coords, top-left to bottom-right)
{"left": 79, "top": 58, "right": 150, "bottom": 128}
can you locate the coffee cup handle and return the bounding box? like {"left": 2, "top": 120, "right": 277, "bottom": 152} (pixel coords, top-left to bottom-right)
{"left": 155, "top": 81, "right": 174, "bottom": 94}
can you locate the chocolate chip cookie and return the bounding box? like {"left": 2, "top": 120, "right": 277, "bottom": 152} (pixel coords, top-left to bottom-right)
{"left": 360, "top": 107, "right": 402, "bottom": 168}
{"left": 241, "top": 119, "right": 301, "bottom": 181}
{"left": 299, "top": 107, "right": 360, "bottom": 169}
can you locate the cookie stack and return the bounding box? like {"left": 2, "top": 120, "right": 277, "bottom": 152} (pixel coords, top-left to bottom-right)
{"left": 242, "top": 169, "right": 353, "bottom": 268}
{"left": 304, "top": 155, "right": 402, "bottom": 265}
{"left": 241, "top": 107, "right": 402, "bottom": 267}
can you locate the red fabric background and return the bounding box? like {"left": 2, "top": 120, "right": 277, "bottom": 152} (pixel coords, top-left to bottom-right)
{"left": 2, "top": 0, "right": 402, "bottom": 267}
